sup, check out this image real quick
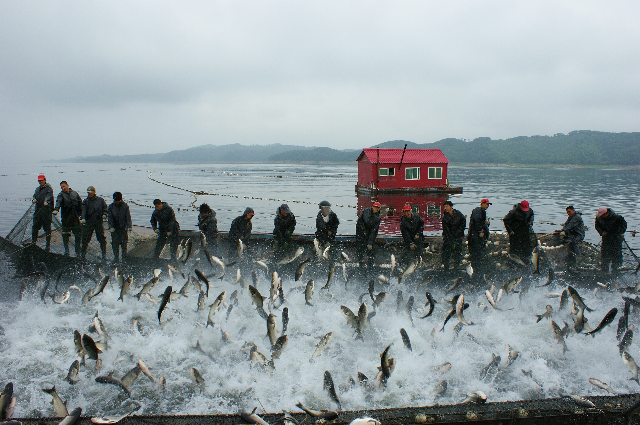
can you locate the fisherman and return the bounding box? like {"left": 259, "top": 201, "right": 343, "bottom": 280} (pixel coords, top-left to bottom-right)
{"left": 229, "top": 207, "right": 254, "bottom": 261}
{"left": 400, "top": 205, "right": 424, "bottom": 264}
{"left": 80, "top": 186, "right": 108, "bottom": 261}
{"left": 355, "top": 201, "right": 381, "bottom": 273}
{"left": 595, "top": 206, "right": 627, "bottom": 273}
{"left": 315, "top": 200, "right": 339, "bottom": 249}
{"left": 503, "top": 200, "right": 535, "bottom": 263}
{"left": 558, "top": 205, "right": 585, "bottom": 271}
{"left": 197, "top": 203, "right": 218, "bottom": 250}
{"left": 52, "top": 181, "right": 82, "bottom": 256}
{"left": 151, "top": 199, "right": 181, "bottom": 260}
{"left": 31, "top": 174, "right": 54, "bottom": 251}
{"left": 441, "top": 200, "right": 466, "bottom": 274}
{"left": 107, "top": 192, "right": 132, "bottom": 264}
{"left": 273, "top": 203, "right": 296, "bottom": 259}
{"left": 468, "top": 198, "right": 491, "bottom": 277}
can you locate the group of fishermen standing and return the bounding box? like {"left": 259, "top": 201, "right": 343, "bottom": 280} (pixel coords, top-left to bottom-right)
{"left": 31, "top": 174, "right": 629, "bottom": 274}
{"left": 31, "top": 175, "right": 132, "bottom": 262}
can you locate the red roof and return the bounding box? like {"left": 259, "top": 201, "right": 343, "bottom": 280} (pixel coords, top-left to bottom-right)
{"left": 358, "top": 148, "right": 449, "bottom": 164}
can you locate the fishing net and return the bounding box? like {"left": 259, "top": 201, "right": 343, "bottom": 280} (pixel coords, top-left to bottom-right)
{"left": 5, "top": 204, "right": 62, "bottom": 245}
{"left": 4, "top": 205, "right": 161, "bottom": 262}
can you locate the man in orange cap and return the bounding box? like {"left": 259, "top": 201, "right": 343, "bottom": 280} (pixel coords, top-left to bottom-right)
{"left": 31, "top": 174, "right": 54, "bottom": 251}
{"left": 400, "top": 204, "right": 424, "bottom": 264}
{"left": 356, "top": 201, "right": 382, "bottom": 273}
{"left": 503, "top": 200, "right": 535, "bottom": 264}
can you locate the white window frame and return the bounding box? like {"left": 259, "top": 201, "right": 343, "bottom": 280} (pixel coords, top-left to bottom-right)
{"left": 428, "top": 167, "right": 442, "bottom": 179}
{"left": 427, "top": 205, "right": 441, "bottom": 216}
{"left": 378, "top": 167, "right": 395, "bottom": 176}
{"left": 405, "top": 167, "right": 420, "bottom": 180}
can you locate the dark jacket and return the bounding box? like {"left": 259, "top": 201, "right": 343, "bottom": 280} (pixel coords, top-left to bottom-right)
{"left": 150, "top": 202, "right": 179, "bottom": 233}
{"left": 356, "top": 207, "right": 381, "bottom": 246}
{"left": 595, "top": 208, "right": 627, "bottom": 241}
{"left": 442, "top": 209, "right": 466, "bottom": 245}
{"left": 198, "top": 211, "right": 218, "bottom": 243}
{"left": 562, "top": 212, "right": 585, "bottom": 243}
{"left": 82, "top": 195, "right": 108, "bottom": 225}
{"left": 33, "top": 183, "right": 54, "bottom": 211}
{"left": 273, "top": 207, "right": 296, "bottom": 241}
{"left": 108, "top": 201, "right": 132, "bottom": 231}
{"left": 400, "top": 213, "right": 424, "bottom": 246}
{"left": 468, "top": 206, "right": 489, "bottom": 240}
{"left": 503, "top": 204, "right": 534, "bottom": 236}
{"left": 316, "top": 211, "right": 340, "bottom": 245}
{"left": 54, "top": 189, "right": 82, "bottom": 222}
{"left": 229, "top": 215, "right": 252, "bottom": 244}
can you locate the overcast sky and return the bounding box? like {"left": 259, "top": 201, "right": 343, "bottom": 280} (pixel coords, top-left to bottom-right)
{"left": 1, "top": 1, "right": 639, "bottom": 162}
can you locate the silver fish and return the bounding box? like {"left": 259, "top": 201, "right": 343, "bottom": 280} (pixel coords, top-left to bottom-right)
{"left": 295, "top": 402, "right": 338, "bottom": 420}
{"left": 42, "top": 385, "right": 68, "bottom": 417}
{"left": 461, "top": 391, "right": 487, "bottom": 404}
{"left": 278, "top": 247, "right": 304, "bottom": 265}
{"left": 118, "top": 276, "right": 133, "bottom": 301}
{"left": 400, "top": 328, "right": 412, "bottom": 351}
{"left": 585, "top": 308, "right": 617, "bottom": 337}
{"left": 550, "top": 320, "right": 567, "bottom": 353}
{"left": 305, "top": 279, "right": 314, "bottom": 306}
{"left": 531, "top": 246, "right": 541, "bottom": 274}
{"left": 567, "top": 285, "right": 593, "bottom": 312}
{"left": 536, "top": 305, "right": 553, "bottom": 323}
{"left": 372, "top": 291, "right": 387, "bottom": 309}
{"left": 502, "top": 277, "right": 522, "bottom": 294}
{"left": 95, "top": 375, "right": 131, "bottom": 397}
{"left": 398, "top": 258, "right": 419, "bottom": 284}
{"left": 189, "top": 367, "right": 205, "bottom": 390}
{"left": 136, "top": 276, "right": 159, "bottom": 300}
{"left": 271, "top": 335, "right": 289, "bottom": 359}
{"left": 65, "top": 360, "right": 80, "bottom": 384}
{"left": 623, "top": 351, "right": 639, "bottom": 383}
{"left": 58, "top": 407, "right": 82, "bottom": 425}
{"left": 322, "top": 263, "right": 336, "bottom": 290}
{"left": 588, "top": 378, "right": 618, "bottom": 394}
{"left": 207, "top": 291, "right": 227, "bottom": 327}
{"left": 323, "top": 370, "right": 342, "bottom": 410}
{"left": 240, "top": 407, "right": 270, "bottom": 425}
{"left": 432, "top": 379, "right": 447, "bottom": 396}
{"left": 267, "top": 314, "right": 278, "bottom": 346}
{"left": 310, "top": 332, "right": 333, "bottom": 361}
{"left": 295, "top": 257, "right": 311, "bottom": 281}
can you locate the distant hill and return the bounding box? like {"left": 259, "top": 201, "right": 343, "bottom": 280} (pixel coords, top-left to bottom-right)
{"left": 269, "top": 147, "right": 360, "bottom": 163}
{"left": 69, "top": 143, "right": 315, "bottom": 163}
{"left": 66, "top": 130, "right": 640, "bottom": 166}
{"left": 374, "top": 131, "right": 640, "bottom": 166}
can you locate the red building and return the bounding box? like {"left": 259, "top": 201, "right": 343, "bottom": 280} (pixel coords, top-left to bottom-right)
{"left": 355, "top": 148, "right": 462, "bottom": 194}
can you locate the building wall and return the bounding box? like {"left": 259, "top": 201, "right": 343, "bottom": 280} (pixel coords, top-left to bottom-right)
{"left": 358, "top": 159, "right": 448, "bottom": 189}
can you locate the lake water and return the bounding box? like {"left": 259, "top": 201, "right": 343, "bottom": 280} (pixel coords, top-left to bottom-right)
{"left": 0, "top": 162, "right": 639, "bottom": 419}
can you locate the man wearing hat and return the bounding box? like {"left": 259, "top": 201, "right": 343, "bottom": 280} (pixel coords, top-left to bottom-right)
{"left": 441, "top": 200, "right": 466, "bottom": 274}
{"left": 595, "top": 206, "right": 627, "bottom": 273}
{"left": 400, "top": 205, "right": 424, "bottom": 264}
{"left": 52, "top": 181, "right": 82, "bottom": 256}
{"left": 273, "top": 203, "right": 296, "bottom": 259}
{"left": 229, "top": 207, "right": 254, "bottom": 261}
{"left": 503, "top": 200, "right": 535, "bottom": 263}
{"left": 559, "top": 205, "right": 585, "bottom": 270}
{"left": 316, "top": 200, "right": 339, "bottom": 249}
{"left": 80, "top": 186, "right": 108, "bottom": 261}
{"left": 467, "top": 198, "right": 492, "bottom": 276}
{"left": 151, "top": 199, "right": 181, "bottom": 260}
{"left": 31, "top": 174, "right": 54, "bottom": 251}
{"left": 108, "top": 192, "right": 132, "bottom": 263}
{"left": 355, "top": 201, "right": 382, "bottom": 272}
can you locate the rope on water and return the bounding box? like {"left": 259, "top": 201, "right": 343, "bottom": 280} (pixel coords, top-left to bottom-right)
{"left": 146, "top": 173, "right": 359, "bottom": 210}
